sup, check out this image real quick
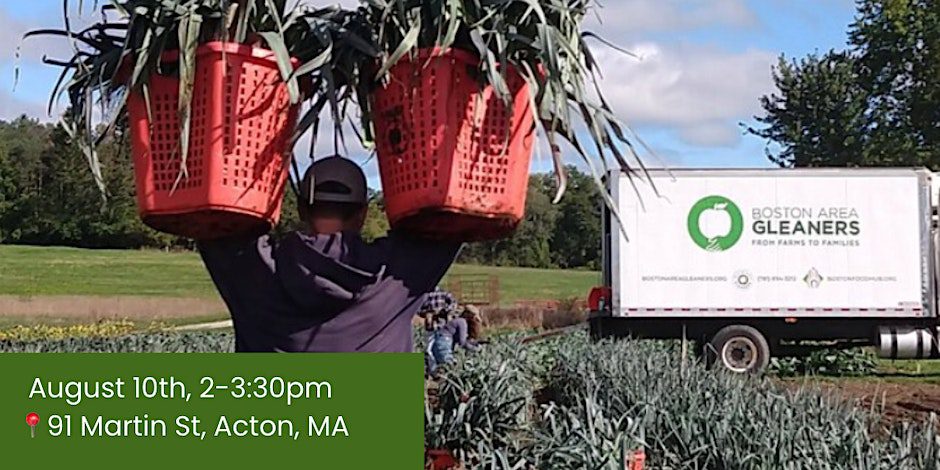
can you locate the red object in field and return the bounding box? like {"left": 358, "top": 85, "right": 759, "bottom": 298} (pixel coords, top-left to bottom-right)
{"left": 127, "top": 42, "right": 299, "bottom": 239}
{"left": 626, "top": 448, "right": 646, "bottom": 470}
{"left": 426, "top": 449, "right": 458, "bottom": 469}
{"left": 588, "top": 286, "right": 612, "bottom": 311}
{"left": 372, "top": 48, "right": 536, "bottom": 241}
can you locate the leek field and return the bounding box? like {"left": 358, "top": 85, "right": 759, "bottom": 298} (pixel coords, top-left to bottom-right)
{"left": 1, "top": 328, "right": 939, "bottom": 468}
{"left": 423, "top": 332, "right": 940, "bottom": 469}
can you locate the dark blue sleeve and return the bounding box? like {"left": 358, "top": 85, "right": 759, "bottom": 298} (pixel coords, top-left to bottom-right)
{"left": 197, "top": 235, "right": 278, "bottom": 319}
{"left": 380, "top": 232, "right": 462, "bottom": 298}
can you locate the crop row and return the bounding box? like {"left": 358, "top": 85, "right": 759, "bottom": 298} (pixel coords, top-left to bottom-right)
{"left": 427, "top": 332, "right": 940, "bottom": 469}
{"left": 0, "top": 331, "right": 234, "bottom": 353}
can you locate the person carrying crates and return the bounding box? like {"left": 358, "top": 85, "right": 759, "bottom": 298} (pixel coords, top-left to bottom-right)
{"left": 197, "top": 156, "right": 461, "bottom": 352}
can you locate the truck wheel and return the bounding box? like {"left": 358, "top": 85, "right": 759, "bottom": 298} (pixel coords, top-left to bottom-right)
{"left": 705, "top": 325, "right": 770, "bottom": 374}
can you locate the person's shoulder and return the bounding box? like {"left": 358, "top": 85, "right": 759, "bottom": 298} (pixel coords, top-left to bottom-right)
{"left": 196, "top": 232, "right": 277, "bottom": 275}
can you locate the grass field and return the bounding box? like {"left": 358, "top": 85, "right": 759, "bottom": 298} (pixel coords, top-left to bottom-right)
{"left": 0, "top": 245, "right": 598, "bottom": 303}
{"left": 875, "top": 358, "right": 940, "bottom": 384}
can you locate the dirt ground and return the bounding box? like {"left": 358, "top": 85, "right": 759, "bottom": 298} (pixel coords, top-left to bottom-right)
{"left": 792, "top": 379, "right": 940, "bottom": 428}
{"left": 0, "top": 295, "right": 226, "bottom": 324}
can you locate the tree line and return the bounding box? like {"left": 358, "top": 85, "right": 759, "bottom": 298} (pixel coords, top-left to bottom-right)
{"left": 0, "top": 117, "right": 173, "bottom": 248}
{"left": 457, "top": 170, "right": 601, "bottom": 269}
{"left": 0, "top": 116, "right": 602, "bottom": 269}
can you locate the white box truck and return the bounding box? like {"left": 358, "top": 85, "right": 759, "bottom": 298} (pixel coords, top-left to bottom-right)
{"left": 588, "top": 168, "right": 940, "bottom": 373}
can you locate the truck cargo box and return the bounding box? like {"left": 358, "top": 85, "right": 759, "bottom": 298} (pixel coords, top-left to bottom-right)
{"left": 606, "top": 168, "right": 935, "bottom": 318}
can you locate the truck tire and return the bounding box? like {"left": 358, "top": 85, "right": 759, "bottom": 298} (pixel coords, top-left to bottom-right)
{"left": 705, "top": 325, "right": 771, "bottom": 374}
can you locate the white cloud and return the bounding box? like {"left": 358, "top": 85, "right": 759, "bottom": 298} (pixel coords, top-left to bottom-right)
{"left": 593, "top": 42, "right": 775, "bottom": 147}
{"left": 586, "top": 0, "right": 757, "bottom": 37}
{"left": 678, "top": 121, "right": 743, "bottom": 147}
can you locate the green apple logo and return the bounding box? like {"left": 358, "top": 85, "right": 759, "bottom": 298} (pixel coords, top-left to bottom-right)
{"left": 688, "top": 196, "right": 743, "bottom": 251}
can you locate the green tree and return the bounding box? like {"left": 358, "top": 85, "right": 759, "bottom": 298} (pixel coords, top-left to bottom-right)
{"left": 361, "top": 191, "right": 390, "bottom": 242}
{"left": 459, "top": 177, "right": 560, "bottom": 268}
{"left": 75, "top": 130, "right": 176, "bottom": 248}
{"left": 0, "top": 138, "right": 18, "bottom": 242}
{"left": 851, "top": 0, "right": 940, "bottom": 167}
{"left": 274, "top": 184, "right": 304, "bottom": 236}
{"left": 545, "top": 167, "right": 602, "bottom": 269}
{"left": 0, "top": 116, "right": 174, "bottom": 248}
{"left": 749, "top": 52, "right": 867, "bottom": 168}
{"left": 751, "top": 0, "right": 940, "bottom": 169}
{"left": 0, "top": 117, "right": 54, "bottom": 242}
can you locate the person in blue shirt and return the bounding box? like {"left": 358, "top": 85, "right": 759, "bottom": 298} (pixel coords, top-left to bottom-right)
{"left": 425, "top": 308, "right": 479, "bottom": 375}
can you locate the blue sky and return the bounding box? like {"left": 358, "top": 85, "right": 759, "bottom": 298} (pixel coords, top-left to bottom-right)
{"left": 0, "top": 0, "right": 858, "bottom": 175}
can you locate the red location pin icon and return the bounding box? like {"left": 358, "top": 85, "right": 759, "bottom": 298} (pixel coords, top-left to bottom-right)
{"left": 26, "top": 413, "right": 39, "bottom": 438}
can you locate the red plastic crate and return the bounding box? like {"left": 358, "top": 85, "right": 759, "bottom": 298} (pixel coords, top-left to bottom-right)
{"left": 372, "top": 48, "right": 536, "bottom": 241}
{"left": 426, "top": 449, "right": 458, "bottom": 469}
{"left": 627, "top": 449, "right": 646, "bottom": 470}
{"left": 127, "top": 42, "right": 299, "bottom": 239}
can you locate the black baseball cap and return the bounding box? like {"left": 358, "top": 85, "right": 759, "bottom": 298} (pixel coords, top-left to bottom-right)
{"left": 299, "top": 156, "right": 368, "bottom": 206}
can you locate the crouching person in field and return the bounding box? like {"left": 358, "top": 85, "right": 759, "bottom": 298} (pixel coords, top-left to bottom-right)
{"left": 196, "top": 156, "right": 461, "bottom": 352}
{"left": 461, "top": 305, "right": 485, "bottom": 342}
{"left": 425, "top": 307, "right": 480, "bottom": 376}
